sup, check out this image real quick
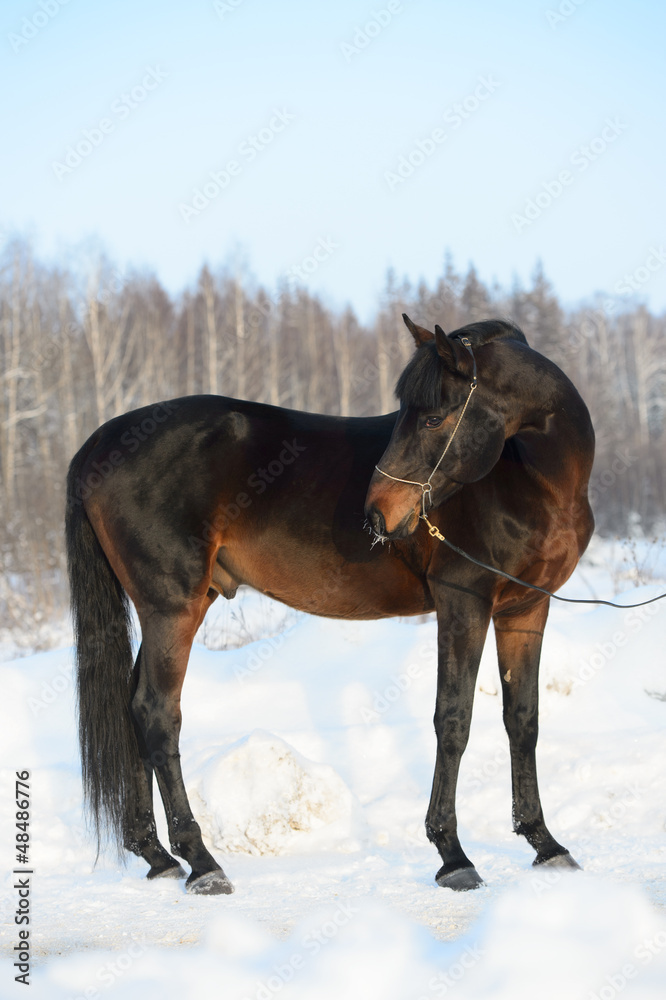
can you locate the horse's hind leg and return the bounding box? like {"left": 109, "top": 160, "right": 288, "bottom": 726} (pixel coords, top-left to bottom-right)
{"left": 131, "top": 604, "right": 233, "bottom": 895}
{"left": 494, "top": 599, "right": 580, "bottom": 870}
{"left": 123, "top": 644, "right": 187, "bottom": 880}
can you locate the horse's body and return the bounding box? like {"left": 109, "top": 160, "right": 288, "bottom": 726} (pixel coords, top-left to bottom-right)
{"left": 66, "top": 317, "right": 595, "bottom": 894}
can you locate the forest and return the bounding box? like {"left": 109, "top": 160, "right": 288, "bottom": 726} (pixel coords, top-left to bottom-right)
{"left": 1, "top": 237, "right": 664, "bottom": 641}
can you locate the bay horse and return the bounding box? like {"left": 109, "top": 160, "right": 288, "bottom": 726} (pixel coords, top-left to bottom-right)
{"left": 65, "top": 315, "right": 595, "bottom": 894}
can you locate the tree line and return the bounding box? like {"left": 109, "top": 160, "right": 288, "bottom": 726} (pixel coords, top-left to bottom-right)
{"left": 1, "top": 237, "right": 664, "bottom": 639}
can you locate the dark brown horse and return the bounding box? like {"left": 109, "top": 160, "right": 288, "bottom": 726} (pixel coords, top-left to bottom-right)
{"left": 65, "top": 315, "right": 595, "bottom": 894}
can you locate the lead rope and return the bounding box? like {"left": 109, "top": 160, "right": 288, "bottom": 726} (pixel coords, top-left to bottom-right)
{"left": 374, "top": 337, "right": 666, "bottom": 610}
{"left": 423, "top": 528, "right": 666, "bottom": 609}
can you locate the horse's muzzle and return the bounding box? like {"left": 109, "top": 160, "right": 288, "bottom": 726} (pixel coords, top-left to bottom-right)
{"left": 365, "top": 503, "right": 387, "bottom": 538}
{"left": 364, "top": 500, "right": 419, "bottom": 540}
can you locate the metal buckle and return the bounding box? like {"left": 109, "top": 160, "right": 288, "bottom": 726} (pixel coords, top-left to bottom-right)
{"left": 422, "top": 515, "right": 446, "bottom": 542}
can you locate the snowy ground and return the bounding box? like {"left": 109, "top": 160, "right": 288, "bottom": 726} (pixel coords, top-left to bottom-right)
{"left": 1, "top": 536, "right": 666, "bottom": 999}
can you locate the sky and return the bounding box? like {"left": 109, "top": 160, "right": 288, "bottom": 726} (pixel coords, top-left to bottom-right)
{"left": 2, "top": 0, "right": 665, "bottom": 322}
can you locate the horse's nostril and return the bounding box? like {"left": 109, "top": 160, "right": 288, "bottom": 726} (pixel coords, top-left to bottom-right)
{"left": 367, "top": 505, "right": 386, "bottom": 537}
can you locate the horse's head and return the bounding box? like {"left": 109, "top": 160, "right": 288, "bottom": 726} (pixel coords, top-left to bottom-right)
{"left": 364, "top": 315, "right": 517, "bottom": 540}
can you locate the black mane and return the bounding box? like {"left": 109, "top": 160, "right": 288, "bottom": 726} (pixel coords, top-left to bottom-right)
{"left": 395, "top": 319, "right": 527, "bottom": 409}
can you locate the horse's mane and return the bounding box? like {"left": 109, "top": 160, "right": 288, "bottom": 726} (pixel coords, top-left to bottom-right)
{"left": 395, "top": 319, "right": 528, "bottom": 409}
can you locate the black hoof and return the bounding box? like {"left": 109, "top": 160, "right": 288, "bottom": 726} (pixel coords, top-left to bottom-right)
{"left": 435, "top": 866, "right": 485, "bottom": 891}
{"left": 186, "top": 870, "right": 235, "bottom": 895}
{"left": 147, "top": 862, "right": 187, "bottom": 880}
{"left": 533, "top": 850, "right": 582, "bottom": 871}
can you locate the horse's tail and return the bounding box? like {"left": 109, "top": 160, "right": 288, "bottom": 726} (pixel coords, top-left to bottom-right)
{"left": 65, "top": 441, "right": 140, "bottom": 857}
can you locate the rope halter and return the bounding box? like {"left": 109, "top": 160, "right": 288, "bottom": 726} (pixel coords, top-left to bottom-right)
{"left": 373, "top": 336, "right": 478, "bottom": 537}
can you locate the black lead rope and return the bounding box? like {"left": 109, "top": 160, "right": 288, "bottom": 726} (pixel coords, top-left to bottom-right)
{"left": 436, "top": 532, "right": 666, "bottom": 610}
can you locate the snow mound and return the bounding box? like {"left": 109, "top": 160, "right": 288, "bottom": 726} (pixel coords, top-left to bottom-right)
{"left": 189, "top": 730, "right": 365, "bottom": 855}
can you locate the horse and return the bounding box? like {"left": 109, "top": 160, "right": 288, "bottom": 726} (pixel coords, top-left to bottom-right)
{"left": 65, "top": 314, "right": 595, "bottom": 894}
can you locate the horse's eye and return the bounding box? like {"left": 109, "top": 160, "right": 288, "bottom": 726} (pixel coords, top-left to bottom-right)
{"left": 425, "top": 416, "right": 443, "bottom": 428}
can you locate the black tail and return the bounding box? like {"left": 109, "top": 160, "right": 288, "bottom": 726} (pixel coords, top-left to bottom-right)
{"left": 65, "top": 442, "right": 141, "bottom": 857}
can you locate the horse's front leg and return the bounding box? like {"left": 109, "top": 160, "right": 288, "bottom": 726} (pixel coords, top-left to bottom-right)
{"left": 426, "top": 589, "right": 492, "bottom": 891}
{"left": 494, "top": 598, "right": 581, "bottom": 870}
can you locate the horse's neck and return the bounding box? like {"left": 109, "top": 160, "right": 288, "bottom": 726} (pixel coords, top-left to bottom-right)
{"left": 500, "top": 346, "right": 594, "bottom": 477}
{"left": 496, "top": 344, "right": 578, "bottom": 428}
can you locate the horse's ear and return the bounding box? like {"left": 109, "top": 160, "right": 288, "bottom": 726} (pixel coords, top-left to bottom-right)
{"left": 402, "top": 313, "right": 434, "bottom": 347}
{"left": 434, "top": 324, "right": 457, "bottom": 367}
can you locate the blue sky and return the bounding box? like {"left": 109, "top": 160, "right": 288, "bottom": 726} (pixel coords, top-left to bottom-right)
{"left": 2, "top": 0, "right": 665, "bottom": 320}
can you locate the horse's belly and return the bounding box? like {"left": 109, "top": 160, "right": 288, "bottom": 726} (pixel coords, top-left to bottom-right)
{"left": 214, "top": 537, "right": 432, "bottom": 621}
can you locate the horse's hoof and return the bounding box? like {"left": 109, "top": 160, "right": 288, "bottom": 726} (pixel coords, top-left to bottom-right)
{"left": 435, "top": 866, "right": 485, "bottom": 891}
{"left": 147, "top": 863, "right": 187, "bottom": 880}
{"left": 533, "top": 851, "right": 582, "bottom": 870}
{"left": 186, "top": 870, "right": 235, "bottom": 895}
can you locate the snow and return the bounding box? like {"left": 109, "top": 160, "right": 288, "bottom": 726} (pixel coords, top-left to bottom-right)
{"left": 1, "top": 537, "right": 665, "bottom": 998}
{"left": 190, "top": 730, "right": 365, "bottom": 856}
